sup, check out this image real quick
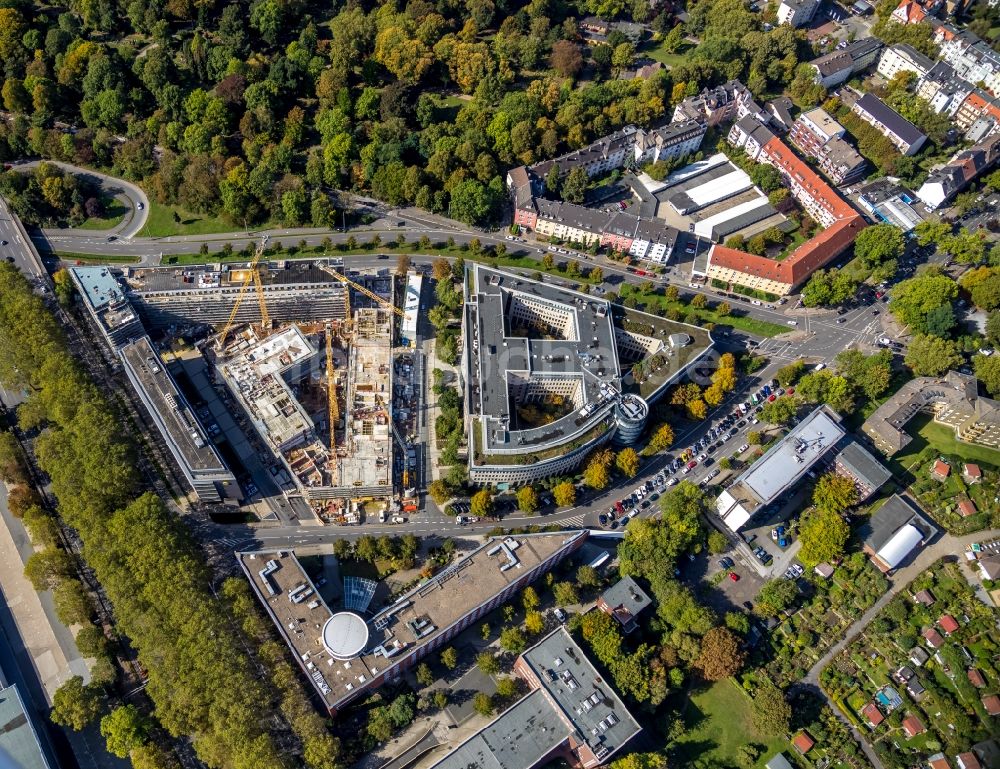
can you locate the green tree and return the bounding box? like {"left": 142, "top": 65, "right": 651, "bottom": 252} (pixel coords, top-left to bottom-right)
{"left": 562, "top": 167, "right": 589, "bottom": 204}
{"left": 576, "top": 565, "right": 601, "bottom": 587}
{"left": 473, "top": 692, "right": 494, "bottom": 716}
{"left": 812, "top": 472, "right": 858, "bottom": 514}
{"left": 609, "top": 753, "right": 668, "bottom": 769}
{"left": 751, "top": 682, "right": 791, "bottom": 735}
{"left": 615, "top": 447, "right": 640, "bottom": 478}
{"left": 974, "top": 353, "right": 1000, "bottom": 396}
{"left": 499, "top": 627, "right": 526, "bottom": 654}
{"left": 53, "top": 579, "right": 92, "bottom": 626}
{"left": 553, "top": 581, "right": 579, "bottom": 606}
{"left": 415, "top": 663, "right": 434, "bottom": 687}
{"left": 775, "top": 360, "right": 805, "bottom": 387}
{"left": 760, "top": 397, "right": 796, "bottom": 425}
{"left": 440, "top": 647, "right": 459, "bottom": 670}
{"left": 904, "top": 334, "right": 963, "bottom": 376}
{"left": 854, "top": 223, "right": 905, "bottom": 267}
{"left": 100, "top": 705, "right": 149, "bottom": 758}
{"left": 24, "top": 548, "right": 73, "bottom": 591}
{"left": 50, "top": 677, "right": 102, "bottom": 731}
{"left": 552, "top": 481, "right": 576, "bottom": 507}
{"left": 516, "top": 485, "right": 539, "bottom": 513}
{"left": 429, "top": 480, "right": 452, "bottom": 505}
{"left": 694, "top": 626, "right": 746, "bottom": 681}
{"left": 798, "top": 507, "right": 851, "bottom": 566}
{"left": 476, "top": 652, "right": 499, "bottom": 675}
{"left": 835, "top": 348, "right": 893, "bottom": 400}
{"left": 795, "top": 371, "right": 854, "bottom": 414}
{"left": 707, "top": 530, "right": 728, "bottom": 554}
{"left": 889, "top": 274, "right": 958, "bottom": 335}
{"left": 755, "top": 579, "right": 798, "bottom": 617}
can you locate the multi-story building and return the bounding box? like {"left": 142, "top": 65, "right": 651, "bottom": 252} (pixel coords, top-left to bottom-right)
{"left": 862, "top": 370, "right": 1000, "bottom": 454}
{"left": 917, "top": 133, "right": 1000, "bottom": 208}
{"left": 953, "top": 88, "right": 1000, "bottom": 133}
{"left": 877, "top": 43, "right": 935, "bottom": 80}
{"left": 809, "top": 38, "right": 884, "bottom": 88}
{"left": 672, "top": 80, "right": 764, "bottom": 127}
{"left": 777, "top": 0, "right": 818, "bottom": 27}
{"left": 71, "top": 265, "right": 143, "bottom": 347}
{"left": 461, "top": 265, "right": 712, "bottom": 484}
{"left": 833, "top": 441, "right": 892, "bottom": 502}
{"left": 430, "top": 627, "right": 642, "bottom": 769}
{"left": 890, "top": 0, "right": 931, "bottom": 24}
{"left": 916, "top": 61, "right": 973, "bottom": 116}
{"left": 238, "top": 534, "right": 588, "bottom": 715}
{"left": 788, "top": 108, "right": 868, "bottom": 184}
{"left": 938, "top": 28, "right": 1000, "bottom": 96}
{"left": 850, "top": 93, "right": 927, "bottom": 156}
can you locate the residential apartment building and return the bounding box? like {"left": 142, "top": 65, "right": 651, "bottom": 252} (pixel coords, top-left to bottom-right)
{"left": 809, "top": 38, "right": 884, "bottom": 88}
{"left": 953, "top": 88, "right": 1000, "bottom": 132}
{"left": 834, "top": 441, "right": 892, "bottom": 502}
{"left": 877, "top": 44, "right": 935, "bottom": 80}
{"left": 850, "top": 93, "right": 927, "bottom": 155}
{"left": 672, "top": 80, "right": 765, "bottom": 127}
{"left": 788, "top": 108, "right": 868, "bottom": 184}
{"left": 916, "top": 133, "right": 1000, "bottom": 208}
{"left": 890, "top": 0, "right": 931, "bottom": 24}
{"left": 916, "top": 61, "right": 972, "bottom": 116}
{"left": 777, "top": 0, "right": 818, "bottom": 27}
{"left": 938, "top": 28, "right": 1000, "bottom": 96}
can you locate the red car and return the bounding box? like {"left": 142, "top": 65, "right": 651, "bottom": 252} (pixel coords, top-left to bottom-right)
{"left": 687, "top": 460, "right": 698, "bottom": 470}
{"left": 729, "top": 572, "right": 740, "bottom": 582}
{"left": 787, "top": 387, "right": 795, "bottom": 395}
{"left": 767, "top": 394, "right": 777, "bottom": 402}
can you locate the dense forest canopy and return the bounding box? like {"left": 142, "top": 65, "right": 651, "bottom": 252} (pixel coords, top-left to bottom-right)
{"left": 0, "top": 0, "right": 812, "bottom": 226}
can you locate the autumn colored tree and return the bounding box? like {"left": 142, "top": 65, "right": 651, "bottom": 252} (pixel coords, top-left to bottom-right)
{"left": 695, "top": 626, "right": 746, "bottom": 681}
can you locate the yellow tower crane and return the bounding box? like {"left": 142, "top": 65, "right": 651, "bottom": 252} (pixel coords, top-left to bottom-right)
{"left": 318, "top": 265, "right": 405, "bottom": 318}
{"left": 325, "top": 324, "right": 338, "bottom": 452}
{"left": 217, "top": 238, "right": 270, "bottom": 346}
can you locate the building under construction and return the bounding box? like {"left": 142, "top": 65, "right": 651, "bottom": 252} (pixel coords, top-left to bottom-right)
{"left": 210, "top": 257, "right": 400, "bottom": 522}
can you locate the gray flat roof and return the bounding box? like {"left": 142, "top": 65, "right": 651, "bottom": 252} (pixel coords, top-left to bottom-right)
{"left": 120, "top": 337, "right": 228, "bottom": 473}
{"left": 836, "top": 441, "right": 892, "bottom": 490}
{"left": 520, "top": 627, "right": 641, "bottom": 760}
{"left": 71, "top": 266, "right": 127, "bottom": 311}
{"left": 0, "top": 685, "right": 50, "bottom": 769}
{"left": 127, "top": 261, "right": 343, "bottom": 293}
{"left": 599, "top": 576, "right": 652, "bottom": 616}
{"left": 467, "top": 266, "right": 621, "bottom": 454}
{"left": 733, "top": 406, "right": 845, "bottom": 507}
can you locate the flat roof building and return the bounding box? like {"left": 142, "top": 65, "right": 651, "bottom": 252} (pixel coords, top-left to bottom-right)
{"left": 834, "top": 441, "right": 892, "bottom": 501}
{"left": 0, "top": 685, "right": 51, "bottom": 769}
{"left": 70, "top": 266, "right": 143, "bottom": 346}
{"left": 239, "top": 531, "right": 587, "bottom": 714}
{"left": 120, "top": 336, "right": 238, "bottom": 503}
{"left": 429, "top": 627, "right": 641, "bottom": 769}
{"left": 597, "top": 576, "right": 652, "bottom": 633}
{"left": 717, "top": 406, "right": 845, "bottom": 531}
{"left": 860, "top": 494, "right": 937, "bottom": 573}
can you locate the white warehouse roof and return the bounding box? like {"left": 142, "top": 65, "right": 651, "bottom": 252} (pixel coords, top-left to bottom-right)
{"left": 694, "top": 197, "right": 773, "bottom": 239}
{"left": 681, "top": 169, "right": 753, "bottom": 210}
{"left": 876, "top": 523, "right": 924, "bottom": 569}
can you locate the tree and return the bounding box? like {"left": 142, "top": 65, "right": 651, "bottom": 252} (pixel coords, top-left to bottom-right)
{"left": 433, "top": 258, "right": 451, "bottom": 281}
{"left": 524, "top": 610, "right": 545, "bottom": 634}
{"left": 577, "top": 565, "right": 601, "bottom": 587}
{"left": 904, "top": 334, "right": 963, "bottom": 376}
{"left": 615, "top": 448, "right": 640, "bottom": 478}
{"left": 53, "top": 579, "right": 92, "bottom": 626}
{"left": 795, "top": 371, "right": 854, "bottom": 414}
{"left": 476, "top": 652, "right": 499, "bottom": 675}
{"left": 516, "top": 485, "right": 539, "bottom": 513}
{"left": 415, "top": 663, "right": 434, "bottom": 686}
{"left": 583, "top": 451, "right": 613, "bottom": 490}
{"left": 396, "top": 253, "right": 411, "bottom": 276}
{"left": 473, "top": 692, "right": 494, "bottom": 716}
{"left": 553, "top": 581, "right": 579, "bottom": 606}
{"left": 609, "top": 753, "right": 668, "bottom": 769}
{"left": 760, "top": 397, "right": 796, "bottom": 425}
{"left": 889, "top": 274, "right": 958, "bottom": 335}
{"left": 812, "top": 473, "right": 858, "bottom": 514}
{"left": 550, "top": 40, "right": 583, "bottom": 77}
{"left": 100, "top": 705, "right": 149, "bottom": 758}
{"left": 798, "top": 507, "right": 850, "bottom": 566}
{"left": 499, "top": 627, "right": 526, "bottom": 654}
{"left": 775, "top": 361, "right": 805, "bottom": 387}
{"left": 835, "top": 348, "right": 892, "bottom": 400}
{"left": 552, "top": 481, "right": 577, "bottom": 507}
{"left": 50, "top": 677, "right": 102, "bottom": 731}
{"left": 854, "top": 223, "right": 905, "bottom": 267}
{"left": 645, "top": 423, "right": 674, "bottom": 454}
{"left": 755, "top": 579, "right": 798, "bottom": 617}
{"left": 707, "top": 530, "right": 728, "bottom": 554}
{"left": 24, "top": 548, "right": 73, "bottom": 591}
{"left": 695, "top": 626, "right": 747, "bottom": 681}
{"left": 562, "top": 167, "right": 589, "bottom": 204}
{"left": 470, "top": 489, "right": 494, "bottom": 518}
{"left": 751, "top": 682, "right": 792, "bottom": 735}
{"left": 522, "top": 586, "right": 540, "bottom": 611}
{"left": 429, "top": 480, "right": 452, "bottom": 505}
{"left": 440, "top": 647, "right": 458, "bottom": 670}
{"left": 974, "top": 353, "right": 1000, "bottom": 396}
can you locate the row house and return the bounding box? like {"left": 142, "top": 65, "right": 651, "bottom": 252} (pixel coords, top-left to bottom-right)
{"left": 937, "top": 26, "right": 1000, "bottom": 96}
{"left": 850, "top": 93, "right": 927, "bottom": 156}
{"left": 877, "top": 44, "right": 935, "bottom": 81}
{"left": 809, "top": 37, "right": 884, "bottom": 88}
{"left": 916, "top": 61, "right": 972, "bottom": 116}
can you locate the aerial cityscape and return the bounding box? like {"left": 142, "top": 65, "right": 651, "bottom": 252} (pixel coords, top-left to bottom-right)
{"left": 2, "top": 0, "right": 1000, "bottom": 768}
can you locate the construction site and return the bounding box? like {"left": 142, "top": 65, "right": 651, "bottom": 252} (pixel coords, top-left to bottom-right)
{"left": 209, "top": 247, "right": 405, "bottom": 523}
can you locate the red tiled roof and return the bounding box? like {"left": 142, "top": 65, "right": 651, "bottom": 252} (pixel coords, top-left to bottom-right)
{"left": 958, "top": 751, "right": 983, "bottom": 769}
{"left": 964, "top": 463, "right": 981, "bottom": 478}
{"left": 933, "top": 460, "right": 950, "bottom": 477}
{"left": 862, "top": 702, "right": 884, "bottom": 726}
{"left": 902, "top": 715, "right": 925, "bottom": 737}
{"left": 938, "top": 615, "right": 960, "bottom": 633}
{"left": 929, "top": 756, "right": 952, "bottom": 769}
{"left": 922, "top": 627, "right": 945, "bottom": 648}
{"left": 968, "top": 668, "right": 986, "bottom": 688}
{"left": 792, "top": 732, "right": 815, "bottom": 754}
{"left": 958, "top": 498, "right": 977, "bottom": 517}
{"left": 983, "top": 693, "right": 1000, "bottom": 715}
{"left": 893, "top": 0, "right": 927, "bottom": 22}
{"left": 707, "top": 136, "right": 865, "bottom": 289}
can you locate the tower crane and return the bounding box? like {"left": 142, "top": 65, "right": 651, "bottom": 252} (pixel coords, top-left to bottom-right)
{"left": 318, "top": 265, "right": 405, "bottom": 318}
{"left": 217, "top": 237, "right": 270, "bottom": 346}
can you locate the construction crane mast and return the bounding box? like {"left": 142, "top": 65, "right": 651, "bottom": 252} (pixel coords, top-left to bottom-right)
{"left": 318, "top": 265, "right": 405, "bottom": 318}
{"left": 326, "top": 324, "right": 338, "bottom": 449}
{"left": 217, "top": 237, "right": 270, "bottom": 346}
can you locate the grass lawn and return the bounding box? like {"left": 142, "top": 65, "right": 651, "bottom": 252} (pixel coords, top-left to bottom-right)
{"left": 674, "top": 680, "right": 787, "bottom": 769}
{"left": 55, "top": 251, "right": 140, "bottom": 264}
{"left": 138, "top": 202, "right": 277, "bottom": 238}
{"left": 77, "top": 196, "right": 129, "bottom": 230}
{"left": 644, "top": 40, "right": 693, "bottom": 68}
{"left": 892, "top": 413, "right": 1000, "bottom": 472}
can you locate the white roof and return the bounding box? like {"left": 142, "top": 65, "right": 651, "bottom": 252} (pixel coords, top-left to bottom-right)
{"left": 635, "top": 171, "right": 668, "bottom": 194}
{"left": 723, "top": 505, "right": 753, "bottom": 532}
{"left": 694, "top": 197, "right": 772, "bottom": 238}
{"left": 322, "top": 612, "right": 370, "bottom": 660}
{"left": 715, "top": 489, "right": 738, "bottom": 516}
{"left": 402, "top": 273, "right": 422, "bottom": 338}
{"left": 662, "top": 153, "right": 729, "bottom": 187}
{"left": 683, "top": 169, "right": 753, "bottom": 209}
{"left": 876, "top": 523, "right": 924, "bottom": 568}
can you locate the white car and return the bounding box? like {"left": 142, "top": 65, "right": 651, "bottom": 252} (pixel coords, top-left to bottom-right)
{"left": 738, "top": 443, "right": 750, "bottom": 453}
{"left": 786, "top": 320, "right": 798, "bottom": 326}
{"left": 667, "top": 477, "right": 679, "bottom": 486}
